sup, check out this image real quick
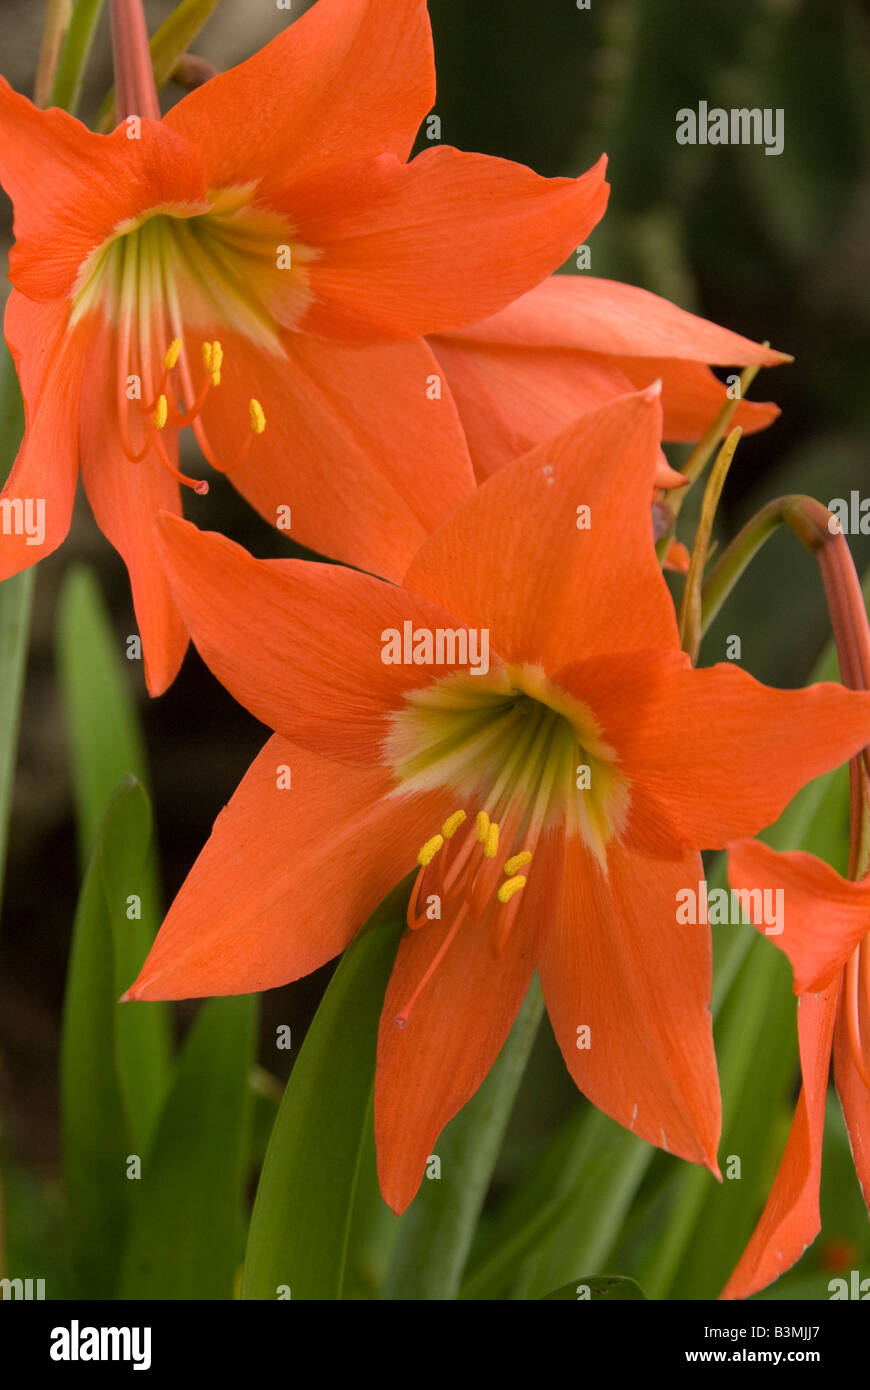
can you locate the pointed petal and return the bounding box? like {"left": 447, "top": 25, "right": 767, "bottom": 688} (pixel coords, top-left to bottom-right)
{"left": 290, "top": 149, "right": 609, "bottom": 341}
{"left": 450, "top": 275, "right": 789, "bottom": 366}
{"left": 156, "top": 515, "right": 492, "bottom": 760}
{"left": 165, "top": 0, "right": 435, "bottom": 193}
{"left": 0, "top": 294, "right": 85, "bottom": 580}
{"left": 429, "top": 336, "right": 779, "bottom": 478}
{"left": 77, "top": 329, "right": 187, "bottom": 697}
{"left": 403, "top": 388, "right": 679, "bottom": 669}
{"left": 727, "top": 841, "right": 870, "bottom": 993}
{"left": 557, "top": 649, "right": 870, "bottom": 850}
{"left": 127, "top": 734, "right": 452, "bottom": 1001}
{"left": 833, "top": 1001, "right": 870, "bottom": 1212}
{"left": 617, "top": 355, "right": 781, "bottom": 441}
{"left": 202, "top": 330, "right": 474, "bottom": 582}
{"left": 374, "top": 833, "right": 559, "bottom": 1213}
{"left": 540, "top": 839, "right": 720, "bottom": 1168}
{"left": 0, "top": 79, "right": 205, "bottom": 301}
{"left": 721, "top": 986, "right": 838, "bottom": 1300}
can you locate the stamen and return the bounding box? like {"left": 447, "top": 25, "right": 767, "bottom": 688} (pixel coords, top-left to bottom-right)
{"left": 497, "top": 875, "right": 527, "bottom": 905}
{"left": 164, "top": 338, "right": 182, "bottom": 370}
{"left": 418, "top": 834, "right": 444, "bottom": 867}
{"left": 504, "top": 851, "right": 532, "bottom": 875}
{"left": 476, "top": 811, "right": 490, "bottom": 842}
{"left": 484, "top": 821, "right": 500, "bottom": 859}
{"left": 152, "top": 428, "right": 209, "bottom": 495}
{"left": 442, "top": 810, "right": 467, "bottom": 839}
{"left": 394, "top": 903, "right": 469, "bottom": 1028}
{"left": 154, "top": 394, "right": 168, "bottom": 430}
{"left": 249, "top": 398, "right": 266, "bottom": 434}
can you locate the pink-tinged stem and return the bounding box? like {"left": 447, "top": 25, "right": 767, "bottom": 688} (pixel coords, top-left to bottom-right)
{"left": 110, "top": 0, "right": 160, "bottom": 120}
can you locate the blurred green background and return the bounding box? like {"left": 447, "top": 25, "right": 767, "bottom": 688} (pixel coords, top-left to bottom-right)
{"left": 1, "top": 0, "right": 869, "bottom": 1299}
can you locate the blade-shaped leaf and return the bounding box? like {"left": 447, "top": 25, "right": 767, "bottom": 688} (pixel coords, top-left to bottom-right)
{"left": 242, "top": 887, "right": 408, "bottom": 1301}
{"left": 55, "top": 565, "right": 150, "bottom": 870}
{"left": 120, "top": 994, "right": 257, "bottom": 1300}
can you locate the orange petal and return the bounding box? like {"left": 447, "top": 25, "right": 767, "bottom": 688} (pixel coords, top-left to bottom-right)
{"left": 663, "top": 539, "right": 691, "bottom": 573}
{"left": 728, "top": 841, "right": 870, "bottom": 993}
{"left": 0, "top": 293, "right": 86, "bottom": 580}
{"left": 156, "top": 515, "right": 491, "bottom": 760}
{"left": 290, "top": 148, "right": 608, "bottom": 341}
{"left": 77, "top": 328, "right": 188, "bottom": 698}
{"left": 539, "top": 839, "right": 721, "bottom": 1169}
{"left": 403, "top": 388, "right": 679, "bottom": 669}
{"left": 127, "top": 734, "right": 452, "bottom": 1001}
{"left": 200, "top": 330, "right": 474, "bottom": 582}
{"left": 374, "top": 832, "right": 559, "bottom": 1213}
{"left": 448, "top": 275, "right": 789, "bottom": 366}
{"left": 0, "top": 79, "right": 205, "bottom": 301}
{"left": 721, "top": 986, "right": 838, "bottom": 1299}
{"left": 833, "top": 1000, "right": 870, "bottom": 1213}
{"left": 618, "top": 355, "right": 781, "bottom": 441}
{"left": 165, "top": 0, "right": 435, "bottom": 194}
{"left": 562, "top": 649, "right": 870, "bottom": 850}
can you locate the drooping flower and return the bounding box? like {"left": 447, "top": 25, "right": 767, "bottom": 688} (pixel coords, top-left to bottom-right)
{"left": 721, "top": 838, "right": 870, "bottom": 1299}
{"left": 0, "top": 0, "right": 608, "bottom": 694}
{"left": 123, "top": 386, "right": 870, "bottom": 1212}
{"left": 428, "top": 274, "right": 789, "bottom": 485}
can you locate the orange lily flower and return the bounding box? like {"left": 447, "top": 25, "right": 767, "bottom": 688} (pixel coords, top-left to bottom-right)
{"left": 0, "top": 0, "right": 608, "bottom": 695}
{"left": 722, "top": 838, "right": 870, "bottom": 1299}
{"left": 125, "top": 387, "right": 870, "bottom": 1213}
{"left": 428, "top": 274, "right": 789, "bottom": 487}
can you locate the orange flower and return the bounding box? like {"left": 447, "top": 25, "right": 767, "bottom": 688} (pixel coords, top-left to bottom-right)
{"left": 429, "top": 274, "right": 789, "bottom": 487}
{"left": 722, "top": 839, "right": 870, "bottom": 1299}
{"left": 0, "top": 0, "right": 608, "bottom": 694}
{"left": 124, "top": 387, "right": 870, "bottom": 1212}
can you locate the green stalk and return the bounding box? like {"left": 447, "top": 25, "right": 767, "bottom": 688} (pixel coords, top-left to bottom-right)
{"left": 50, "top": 0, "right": 106, "bottom": 114}
{"left": 381, "top": 977, "right": 545, "bottom": 1300}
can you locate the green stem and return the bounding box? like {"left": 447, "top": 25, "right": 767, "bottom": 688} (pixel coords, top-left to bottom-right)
{"left": 700, "top": 494, "right": 834, "bottom": 637}
{"left": 381, "top": 976, "right": 545, "bottom": 1300}
{"left": 50, "top": 0, "right": 106, "bottom": 114}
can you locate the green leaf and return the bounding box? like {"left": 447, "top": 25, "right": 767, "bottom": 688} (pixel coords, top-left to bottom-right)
{"left": 120, "top": 994, "right": 257, "bottom": 1300}
{"left": 50, "top": 0, "right": 106, "bottom": 114}
{"left": 242, "top": 887, "right": 408, "bottom": 1301}
{"left": 56, "top": 565, "right": 150, "bottom": 870}
{"left": 541, "top": 1274, "right": 646, "bottom": 1301}
{"left": 60, "top": 780, "right": 139, "bottom": 1297}
{"left": 0, "top": 345, "right": 31, "bottom": 931}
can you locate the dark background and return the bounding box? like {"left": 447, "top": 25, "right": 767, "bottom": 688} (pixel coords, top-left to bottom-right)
{"left": 1, "top": 0, "right": 869, "bottom": 1257}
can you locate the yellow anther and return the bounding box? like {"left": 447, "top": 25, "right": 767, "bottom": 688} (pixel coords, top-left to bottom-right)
{"left": 249, "top": 398, "right": 266, "bottom": 435}
{"left": 201, "top": 341, "right": 214, "bottom": 372}
{"left": 441, "top": 810, "right": 467, "bottom": 839}
{"left": 154, "top": 394, "right": 168, "bottom": 430}
{"left": 484, "top": 821, "right": 500, "bottom": 859}
{"left": 475, "top": 811, "right": 491, "bottom": 843}
{"left": 417, "top": 834, "right": 444, "bottom": 867}
{"left": 163, "top": 338, "right": 182, "bottom": 370}
{"left": 210, "top": 341, "right": 224, "bottom": 386}
{"left": 504, "top": 851, "right": 532, "bottom": 876}
{"left": 498, "top": 875, "right": 527, "bottom": 905}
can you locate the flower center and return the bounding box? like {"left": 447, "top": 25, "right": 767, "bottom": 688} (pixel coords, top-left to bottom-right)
{"left": 386, "top": 664, "right": 631, "bottom": 1024}
{"left": 69, "top": 188, "right": 318, "bottom": 489}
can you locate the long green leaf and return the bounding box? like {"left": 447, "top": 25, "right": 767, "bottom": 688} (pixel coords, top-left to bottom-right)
{"left": 56, "top": 565, "right": 150, "bottom": 870}
{"left": 242, "top": 888, "right": 407, "bottom": 1301}
{"left": 120, "top": 994, "right": 256, "bottom": 1299}
{"left": 60, "top": 779, "right": 141, "bottom": 1297}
